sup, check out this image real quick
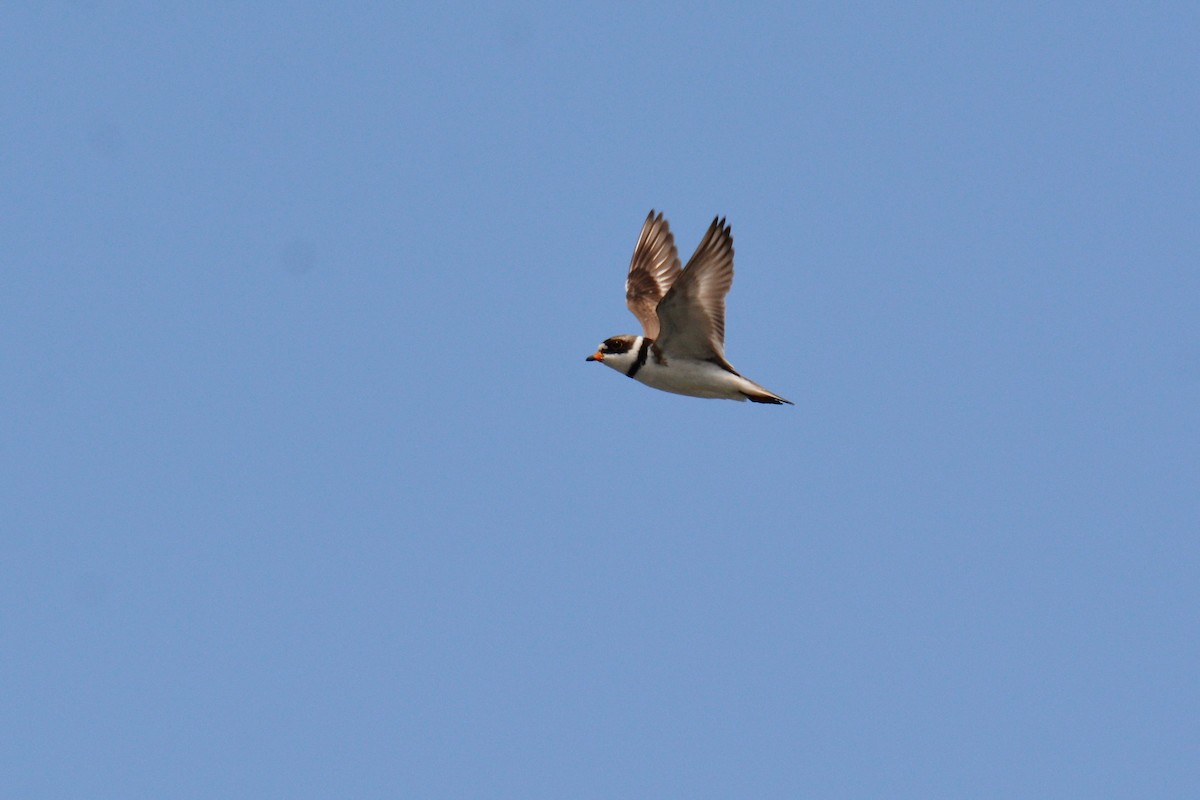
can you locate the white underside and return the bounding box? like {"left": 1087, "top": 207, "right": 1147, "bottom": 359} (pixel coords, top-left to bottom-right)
{"left": 633, "top": 358, "right": 777, "bottom": 401}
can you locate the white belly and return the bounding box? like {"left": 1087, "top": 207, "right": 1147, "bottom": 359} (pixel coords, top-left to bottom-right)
{"left": 633, "top": 358, "right": 757, "bottom": 400}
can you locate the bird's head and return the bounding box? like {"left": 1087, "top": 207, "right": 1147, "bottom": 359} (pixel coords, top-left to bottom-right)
{"left": 585, "top": 335, "right": 641, "bottom": 373}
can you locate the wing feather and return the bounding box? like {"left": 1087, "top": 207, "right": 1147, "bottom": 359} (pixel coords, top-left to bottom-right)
{"left": 624, "top": 210, "right": 681, "bottom": 339}
{"left": 654, "top": 216, "right": 735, "bottom": 368}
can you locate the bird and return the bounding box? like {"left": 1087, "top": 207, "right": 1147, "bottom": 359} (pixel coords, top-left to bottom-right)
{"left": 586, "top": 210, "right": 792, "bottom": 404}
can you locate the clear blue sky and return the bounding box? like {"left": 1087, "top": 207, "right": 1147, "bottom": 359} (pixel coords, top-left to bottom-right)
{"left": 3, "top": 4, "right": 1197, "bottom": 797}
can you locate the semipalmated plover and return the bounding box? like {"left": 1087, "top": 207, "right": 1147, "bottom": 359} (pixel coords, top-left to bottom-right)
{"left": 587, "top": 211, "right": 792, "bottom": 405}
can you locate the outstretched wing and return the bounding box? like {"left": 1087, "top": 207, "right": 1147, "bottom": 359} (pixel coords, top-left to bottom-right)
{"left": 625, "top": 210, "right": 681, "bottom": 339}
{"left": 654, "top": 216, "right": 735, "bottom": 366}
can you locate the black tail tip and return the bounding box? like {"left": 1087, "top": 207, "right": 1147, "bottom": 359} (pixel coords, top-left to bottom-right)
{"left": 744, "top": 393, "right": 793, "bottom": 405}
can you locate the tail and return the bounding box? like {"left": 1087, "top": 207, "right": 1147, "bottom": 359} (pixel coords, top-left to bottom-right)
{"left": 740, "top": 385, "right": 793, "bottom": 405}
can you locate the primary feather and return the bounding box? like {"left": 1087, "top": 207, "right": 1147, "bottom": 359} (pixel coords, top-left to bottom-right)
{"left": 654, "top": 216, "right": 735, "bottom": 369}
{"left": 624, "top": 211, "right": 681, "bottom": 340}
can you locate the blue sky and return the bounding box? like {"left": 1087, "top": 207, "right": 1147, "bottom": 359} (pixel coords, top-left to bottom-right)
{"left": 3, "top": 3, "right": 1197, "bottom": 797}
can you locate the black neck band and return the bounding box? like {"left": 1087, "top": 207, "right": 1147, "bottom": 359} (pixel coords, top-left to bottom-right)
{"left": 626, "top": 338, "right": 652, "bottom": 379}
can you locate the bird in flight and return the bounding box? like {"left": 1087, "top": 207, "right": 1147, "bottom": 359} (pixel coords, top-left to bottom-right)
{"left": 586, "top": 210, "right": 792, "bottom": 404}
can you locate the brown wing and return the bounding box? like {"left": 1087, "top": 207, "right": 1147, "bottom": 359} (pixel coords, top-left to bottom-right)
{"left": 625, "top": 210, "right": 681, "bottom": 339}
{"left": 654, "top": 216, "right": 735, "bottom": 366}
